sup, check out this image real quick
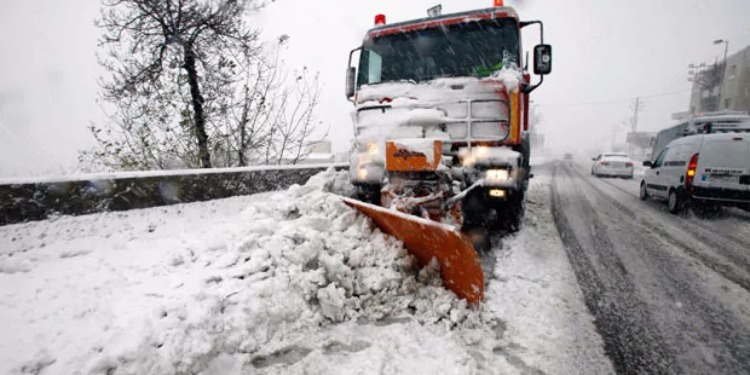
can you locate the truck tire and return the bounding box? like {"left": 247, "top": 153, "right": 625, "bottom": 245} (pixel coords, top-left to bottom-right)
{"left": 356, "top": 185, "right": 381, "bottom": 205}
{"left": 668, "top": 189, "right": 683, "bottom": 214}
{"left": 489, "top": 192, "right": 524, "bottom": 233}
{"left": 462, "top": 189, "right": 491, "bottom": 229}
{"left": 464, "top": 226, "right": 492, "bottom": 253}
{"left": 503, "top": 192, "right": 524, "bottom": 233}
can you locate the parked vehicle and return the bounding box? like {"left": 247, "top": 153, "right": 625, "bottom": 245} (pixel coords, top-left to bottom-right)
{"left": 591, "top": 153, "right": 634, "bottom": 178}
{"left": 641, "top": 126, "right": 750, "bottom": 214}
{"left": 563, "top": 153, "right": 574, "bottom": 161}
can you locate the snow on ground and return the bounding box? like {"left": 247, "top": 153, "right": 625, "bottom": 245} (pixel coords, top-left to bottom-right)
{"left": 0, "top": 168, "right": 612, "bottom": 374}
{"left": 484, "top": 171, "right": 614, "bottom": 374}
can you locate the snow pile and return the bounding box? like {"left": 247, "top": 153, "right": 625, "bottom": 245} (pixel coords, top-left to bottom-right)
{"left": 0, "top": 169, "right": 504, "bottom": 375}
{"left": 0, "top": 257, "right": 34, "bottom": 274}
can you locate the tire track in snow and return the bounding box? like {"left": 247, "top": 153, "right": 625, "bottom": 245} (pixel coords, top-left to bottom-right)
{"left": 596, "top": 173, "right": 750, "bottom": 256}
{"left": 582, "top": 169, "right": 750, "bottom": 291}
{"left": 550, "top": 164, "right": 676, "bottom": 375}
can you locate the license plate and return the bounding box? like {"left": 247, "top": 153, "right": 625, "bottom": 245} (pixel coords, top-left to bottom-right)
{"left": 710, "top": 174, "right": 739, "bottom": 182}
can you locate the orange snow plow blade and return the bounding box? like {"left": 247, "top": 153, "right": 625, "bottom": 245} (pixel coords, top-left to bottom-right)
{"left": 342, "top": 197, "right": 484, "bottom": 303}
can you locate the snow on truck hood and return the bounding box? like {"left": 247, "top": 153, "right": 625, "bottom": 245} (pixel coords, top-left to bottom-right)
{"left": 357, "top": 68, "right": 523, "bottom": 105}
{"left": 0, "top": 169, "right": 506, "bottom": 374}
{"left": 353, "top": 68, "right": 523, "bottom": 164}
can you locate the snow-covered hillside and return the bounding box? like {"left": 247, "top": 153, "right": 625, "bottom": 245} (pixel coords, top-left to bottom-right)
{"left": 0, "top": 168, "right": 613, "bottom": 374}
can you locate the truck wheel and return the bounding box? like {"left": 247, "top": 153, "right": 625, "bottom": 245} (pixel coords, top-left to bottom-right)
{"left": 465, "top": 226, "right": 491, "bottom": 253}
{"left": 639, "top": 182, "right": 648, "bottom": 201}
{"left": 356, "top": 185, "right": 381, "bottom": 205}
{"left": 497, "top": 192, "right": 524, "bottom": 233}
{"left": 668, "top": 189, "right": 682, "bottom": 214}
{"left": 462, "top": 189, "right": 489, "bottom": 228}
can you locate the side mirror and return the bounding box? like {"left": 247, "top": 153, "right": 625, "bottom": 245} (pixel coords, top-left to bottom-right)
{"left": 591, "top": 157, "right": 596, "bottom": 161}
{"left": 533, "top": 44, "right": 552, "bottom": 75}
{"left": 345, "top": 67, "right": 356, "bottom": 99}
{"left": 642, "top": 161, "right": 652, "bottom": 167}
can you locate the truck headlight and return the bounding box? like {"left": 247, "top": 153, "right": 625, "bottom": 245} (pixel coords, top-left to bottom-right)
{"left": 357, "top": 168, "right": 368, "bottom": 180}
{"left": 485, "top": 169, "right": 510, "bottom": 183}
{"left": 358, "top": 142, "right": 379, "bottom": 156}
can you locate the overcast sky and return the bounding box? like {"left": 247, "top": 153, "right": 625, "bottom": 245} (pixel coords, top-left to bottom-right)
{"left": 1, "top": 0, "right": 749, "bottom": 177}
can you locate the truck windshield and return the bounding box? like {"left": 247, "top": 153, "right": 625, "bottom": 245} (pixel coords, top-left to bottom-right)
{"left": 358, "top": 18, "right": 519, "bottom": 87}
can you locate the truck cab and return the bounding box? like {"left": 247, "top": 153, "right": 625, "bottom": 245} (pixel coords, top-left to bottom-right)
{"left": 345, "top": 3, "right": 550, "bottom": 232}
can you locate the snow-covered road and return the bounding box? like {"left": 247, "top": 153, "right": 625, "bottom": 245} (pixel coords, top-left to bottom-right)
{"left": 0, "top": 168, "right": 613, "bottom": 375}
{"left": 552, "top": 162, "right": 750, "bottom": 375}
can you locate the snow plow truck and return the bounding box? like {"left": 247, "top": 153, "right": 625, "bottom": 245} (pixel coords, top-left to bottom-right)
{"left": 343, "top": 1, "right": 551, "bottom": 303}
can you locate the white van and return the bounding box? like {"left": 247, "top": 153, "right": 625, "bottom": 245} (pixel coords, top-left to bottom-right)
{"left": 640, "top": 131, "right": 750, "bottom": 213}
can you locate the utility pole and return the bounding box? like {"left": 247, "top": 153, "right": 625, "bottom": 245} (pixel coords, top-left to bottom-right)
{"left": 628, "top": 97, "right": 642, "bottom": 157}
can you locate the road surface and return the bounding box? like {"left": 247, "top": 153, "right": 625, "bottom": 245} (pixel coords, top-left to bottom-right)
{"left": 549, "top": 161, "right": 750, "bottom": 375}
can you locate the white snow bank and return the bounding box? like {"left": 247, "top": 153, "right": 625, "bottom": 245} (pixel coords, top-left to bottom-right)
{"left": 1, "top": 167, "right": 614, "bottom": 374}
{"left": 0, "top": 168, "right": 505, "bottom": 375}
{"left": 0, "top": 257, "right": 34, "bottom": 274}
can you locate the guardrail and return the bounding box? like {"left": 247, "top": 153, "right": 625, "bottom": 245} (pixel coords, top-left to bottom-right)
{"left": 0, "top": 163, "right": 348, "bottom": 226}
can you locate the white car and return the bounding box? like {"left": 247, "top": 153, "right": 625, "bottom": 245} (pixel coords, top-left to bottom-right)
{"left": 591, "top": 153, "right": 634, "bottom": 178}
{"left": 640, "top": 131, "right": 750, "bottom": 213}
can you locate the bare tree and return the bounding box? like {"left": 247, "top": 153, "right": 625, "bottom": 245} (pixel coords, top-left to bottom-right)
{"left": 224, "top": 37, "right": 324, "bottom": 166}
{"left": 90, "top": 0, "right": 263, "bottom": 169}
{"left": 82, "top": 0, "right": 324, "bottom": 171}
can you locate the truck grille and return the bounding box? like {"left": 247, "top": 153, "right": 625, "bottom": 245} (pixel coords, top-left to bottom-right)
{"left": 740, "top": 175, "right": 750, "bottom": 185}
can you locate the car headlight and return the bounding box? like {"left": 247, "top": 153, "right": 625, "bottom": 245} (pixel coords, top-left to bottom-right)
{"left": 485, "top": 169, "right": 510, "bottom": 183}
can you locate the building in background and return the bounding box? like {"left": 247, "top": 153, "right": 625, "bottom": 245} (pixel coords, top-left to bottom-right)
{"left": 299, "top": 140, "right": 336, "bottom": 164}
{"left": 689, "top": 45, "right": 750, "bottom": 113}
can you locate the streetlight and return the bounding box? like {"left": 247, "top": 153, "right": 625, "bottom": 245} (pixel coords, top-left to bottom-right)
{"left": 714, "top": 39, "right": 729, "bottom": 63}
{"left": 714, "top": 39, "right": 729, "bottom": 109}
